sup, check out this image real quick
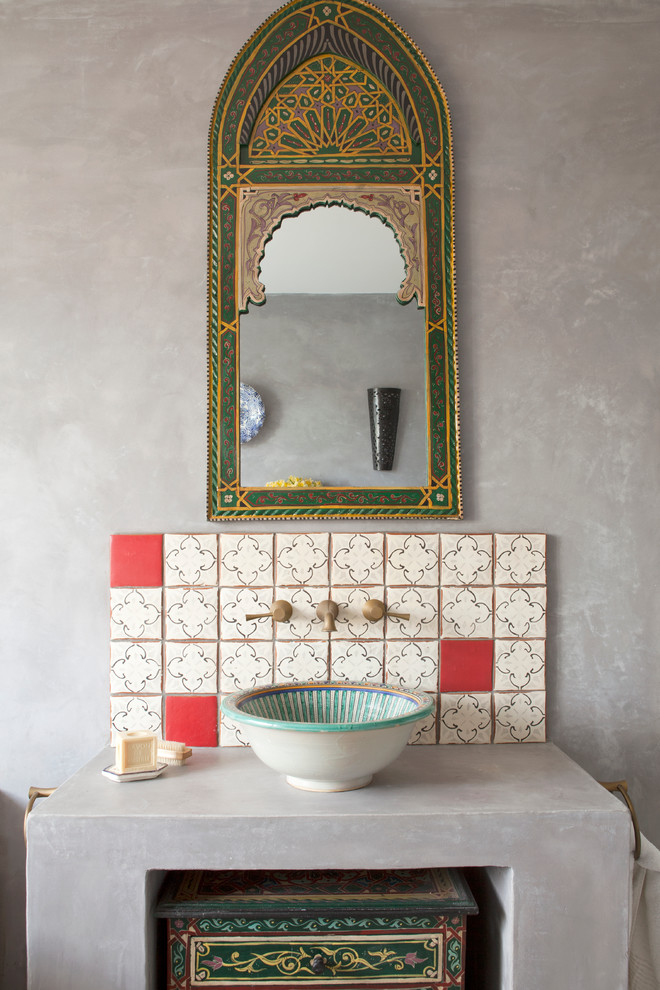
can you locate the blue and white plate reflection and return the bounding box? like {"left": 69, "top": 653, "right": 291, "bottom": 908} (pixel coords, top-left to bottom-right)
{"left": 240, "top": 383, "right": 266, "bottom": 443}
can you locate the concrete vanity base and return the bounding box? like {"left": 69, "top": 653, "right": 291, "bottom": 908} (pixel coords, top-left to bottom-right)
{"left": 26, "top": 743, "right": 632, "bottom": 990}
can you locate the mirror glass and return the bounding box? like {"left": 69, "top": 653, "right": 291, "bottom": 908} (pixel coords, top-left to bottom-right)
{"left": 258, "top": 206, "right": 406, "bottom": 292}
{"left": 239, "top": 206, "right": 427, "bottom": 488}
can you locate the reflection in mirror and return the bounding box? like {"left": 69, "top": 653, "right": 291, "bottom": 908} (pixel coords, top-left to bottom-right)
{"left": 258, "top": 206, "right": 408, "bottom": 294}
{"left": 239, "top": 206, "right": 427, "bottom": 488}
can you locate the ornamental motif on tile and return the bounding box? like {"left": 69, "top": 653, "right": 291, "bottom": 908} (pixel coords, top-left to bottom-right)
{"left": 385, "top": 640, "right": 439, "bottom": 691}
{"left": 332, "top": 586, "right": 385, "bottom": 639}
{"left": 164, "top": 587, "right": 218, "bottom": 640}
{"left": 330, "top": 640, "right": 384, "bottom": 683}
{"left": 220, "top": 702, "right": 250, "bottom": 747}
{"left": 110, "top": 695, "right": 162, "bottom": 741}
{"left": 164, "top": 534, "right": 218, "bottom": 586}
{"left": 441, "top": 587, "right": 493, "bottom": 638}
{"left": 220, "top": 642, "right": 274, "bottom": 693}
{"left": 494, "top": 691, "right": 546, "bottom": 743}
{"left": 441, "top": 534, "right": 493, "bottom": 586}
{"left": 386, "top": 533, "right": 439, "bottom": 586}
{"left": 494, "top": 640, "right": 545, "bottom": 691}
{"left": 165, "top": 642, "right": 218, "bottom": 693}
{"left": 110, "top": 588, "right": 162, "bottom": 640}
{"left": 408, "top": 695, "right": 437, "bottom": 745}
{"left": 276, "top": 533, "right": 329, "bottom": 585}
{"left": 495, "top": 587, "right": 546, "bottom": 638}
{"left": 274, "top": 642, "right": 329, "bottom": 683}
{"left": 495, "top": 534, "right": 546, "bottom": 585}
{"left": 220, "top": 587, "right": 275, "bottom": 640}
{"left": 439, "top": 693, "right": 492, "bottom": 744}
{"left": 331, "top": 533, "right": 384, "bottom": 585}
{"left": 384, "top": 587, "right": 439, "bottom": 639}
{"left": 219, "top": 534, "right": 274, "bottom": 587}
{"left": 274, "top": 586, "right": 327, "bottom": 640}
{"left": 110, "top": 641, "right": 162, "bottom": 694}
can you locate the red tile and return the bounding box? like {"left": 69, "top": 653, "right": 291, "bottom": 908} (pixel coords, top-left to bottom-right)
{"left": 440, "top": 640, "right": 493, "bottom": 693}
{"left": 111, "top": 534, "right": 163, "bottom": 587}
{"left": 165, "top": 695, "right": 218, "bottom": 747}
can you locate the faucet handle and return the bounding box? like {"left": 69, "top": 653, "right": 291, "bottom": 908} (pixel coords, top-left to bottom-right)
{"left": 316, "top": 599, "right": 339, "bottom": 633}
{"left": 362, "top": 598, "right": 410, "bottom": 622}
{"left": 245, "top": 600, "right": 292, "bottom": 623}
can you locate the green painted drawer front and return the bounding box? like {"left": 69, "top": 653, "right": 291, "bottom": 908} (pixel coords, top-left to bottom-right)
{"left": 157, "top": 869, "right": 477, "bottom": 990}
{"left": 191, "top": 933, "right": 442, "bottom": 985}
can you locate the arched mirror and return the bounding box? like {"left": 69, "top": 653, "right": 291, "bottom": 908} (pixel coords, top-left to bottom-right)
{"left": 208, "top": 0, "right": 461, "bottom": 520}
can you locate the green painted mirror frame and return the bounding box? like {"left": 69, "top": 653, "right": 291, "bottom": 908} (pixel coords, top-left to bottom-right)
{"left": 208, "top": 0, "right": 461, "bottom": 520}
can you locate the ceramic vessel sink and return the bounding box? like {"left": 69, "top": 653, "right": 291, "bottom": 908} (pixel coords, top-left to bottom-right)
{"left": 221, "top": 681, "right": 434, "bottom": 791}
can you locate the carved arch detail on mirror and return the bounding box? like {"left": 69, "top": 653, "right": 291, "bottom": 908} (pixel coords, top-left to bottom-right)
{"left": 238, "top": 186, "right": 424, "bottom": 311}
{"left": 208, "top": 0, "right": 461, "bottom": 520}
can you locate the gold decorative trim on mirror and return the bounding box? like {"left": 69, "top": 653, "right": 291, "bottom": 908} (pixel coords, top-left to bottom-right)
{"left": 208, "top": 0, "right": 461, "bottom": 520}
{"left": 248, "top": 51, "right": 414, "bottom": 159}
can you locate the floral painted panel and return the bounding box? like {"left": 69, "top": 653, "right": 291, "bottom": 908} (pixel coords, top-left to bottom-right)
{"left": 158, "top": 867, "right": 476, "bottom": 990}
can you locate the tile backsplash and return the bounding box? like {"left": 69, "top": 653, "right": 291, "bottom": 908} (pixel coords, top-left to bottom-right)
{"left": 110, "top": 532, "right": 547, "bottom": 747}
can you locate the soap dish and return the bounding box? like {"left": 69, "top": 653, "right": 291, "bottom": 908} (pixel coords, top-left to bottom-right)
{"left": 102, "top": 763, "right": 168, "bottom": 783}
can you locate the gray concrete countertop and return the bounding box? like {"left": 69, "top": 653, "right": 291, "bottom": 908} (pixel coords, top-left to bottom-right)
{"left": 26, "top": 743, "right": 633, "bottom": 990}
{"left": 36, "top": 741, "right": 626, "bottom": 823}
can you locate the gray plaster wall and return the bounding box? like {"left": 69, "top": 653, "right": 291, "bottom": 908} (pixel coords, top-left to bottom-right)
{"left": 240, "top": 294, "right": 427, "bottom": 487}
{"left": 1, "top": 1, "right": 659, "bottom": 987}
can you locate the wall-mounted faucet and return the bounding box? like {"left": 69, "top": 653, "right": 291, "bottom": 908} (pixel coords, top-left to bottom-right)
{"left": 245, "top": 600, "right": 292, "bottom": 623}
{"left": 316, "top": 599, "right": 339, "bottom": 633}
{"left": 242, "top": 597, "right": 408, "bottom": 633}
{"left": 362, "top": 598, "right": 410, "bottom": 622}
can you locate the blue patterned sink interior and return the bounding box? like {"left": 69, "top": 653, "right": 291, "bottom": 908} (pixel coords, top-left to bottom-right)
{"left": 222, "top": 682, "right": 433, "bottom": 732}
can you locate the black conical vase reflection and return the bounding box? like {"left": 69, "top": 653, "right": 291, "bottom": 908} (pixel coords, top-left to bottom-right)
{"left": 367, "top": 387, "right": 401, "bottom": 471}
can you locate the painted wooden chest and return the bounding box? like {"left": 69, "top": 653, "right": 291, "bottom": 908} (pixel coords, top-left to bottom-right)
{"left": 156, "top": 868, "right": 478, "bottom": 990}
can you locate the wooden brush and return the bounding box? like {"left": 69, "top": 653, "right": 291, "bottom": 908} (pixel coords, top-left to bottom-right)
{"left": 157, "top": 739, "right": 193, "bottom": 765}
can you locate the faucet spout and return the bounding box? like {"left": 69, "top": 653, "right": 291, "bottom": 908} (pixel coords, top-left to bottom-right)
{"left": 316, "top": 599, "right": 339, "bottom": 633}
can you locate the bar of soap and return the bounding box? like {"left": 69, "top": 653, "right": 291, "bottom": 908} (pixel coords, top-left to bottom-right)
{"left": 115, "top": 732, "right": 158, "bottom": 773}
